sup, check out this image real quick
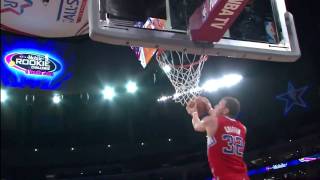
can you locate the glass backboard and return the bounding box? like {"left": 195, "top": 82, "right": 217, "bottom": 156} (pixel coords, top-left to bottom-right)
{"left": 88, "top": 0, "right": 300, "bottom": 62}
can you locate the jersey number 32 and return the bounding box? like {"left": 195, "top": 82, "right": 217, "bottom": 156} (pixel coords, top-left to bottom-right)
{"left": 222, "top": 134, "right": 244, "bottom": 157}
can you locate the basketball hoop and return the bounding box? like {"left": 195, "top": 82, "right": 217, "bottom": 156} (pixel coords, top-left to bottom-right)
{"left": 156, "top": 49, "right": 208, "bottom": 105}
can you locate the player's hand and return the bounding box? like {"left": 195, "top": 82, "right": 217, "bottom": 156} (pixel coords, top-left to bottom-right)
{"left": 196, "top": 96, "right": 213, "bottom": 112}
{"left": 186, "top": 98, "right": 197, "bottom": 115}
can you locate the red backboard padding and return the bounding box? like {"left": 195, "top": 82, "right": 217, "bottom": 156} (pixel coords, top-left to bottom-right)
{"left": 189, "top": 0, "right": 250, "bottom": 42}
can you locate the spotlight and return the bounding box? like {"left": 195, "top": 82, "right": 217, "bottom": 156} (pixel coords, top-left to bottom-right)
{"left": 202, "top": 80, "right": 219, "bottom": 92}
{"left": 1, "top": 89, "right": 8, "bottom": 103}
{"left": 202, "top": 73, "right": 243, "bottom": 92}
{"left": 173, "top": 93, "right": 181, "bottom": 100}
{"left": 162, "top": 65, "right": 171, "bottom": 73}
{"left": 220, "top": 74, "right": 243, "bottom": 87}
{"left": 52, "top": 94, "right": 62, "bottom": 104}
{"left": 80, "top": 93, "right": 90, "bottom": 104}
{"left": 157, "top": 73, "right": 243, "bottom": 103}
{"left": 25, "top": 94, "right": 35, "bottom": 104}
{"left": 126, "top": 81, "right": 138, "bottom": 94}
{"left": 102, "top": 86, "right": 116, "bottom": 100}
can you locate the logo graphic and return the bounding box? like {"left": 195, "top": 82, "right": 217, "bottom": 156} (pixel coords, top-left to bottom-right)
{"left": 56, "top": 0, "right": 87, "bottom": 23}
{"left": 271, "top": 163, "right": 288, "bottom": 170}
{"left": 1, "top": 0, "right": 33, "bottom": 15}
{"left": 276, "top": 82, "right": 308, "bottom": 115}
{"left": 5, "top": 52, "right": 62, "bottom": 77}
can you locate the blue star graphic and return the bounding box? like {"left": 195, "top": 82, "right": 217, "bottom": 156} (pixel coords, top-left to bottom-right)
{"left": 276, "top": 82, "right": 308, "bottom": 116}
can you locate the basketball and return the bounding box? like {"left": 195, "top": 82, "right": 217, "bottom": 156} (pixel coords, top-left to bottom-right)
{"left": 187, "top": 97, "right": 210, "bottom": 117}
{"left": 195, "top": 98, "right": 210, "bottom": 117}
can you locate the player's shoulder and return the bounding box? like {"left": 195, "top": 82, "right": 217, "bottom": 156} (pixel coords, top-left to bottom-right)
{"left": 242, "top": 124, "right": 247, "bottom": 133}
{"left": 236, "top": 120, "right": 247, "bottom": 133}
{"left": 203, "top": 114, "right": 217, "bottom": 125}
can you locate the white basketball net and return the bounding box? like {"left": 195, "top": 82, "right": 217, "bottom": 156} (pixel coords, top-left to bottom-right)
{"left": 156, "top": 50, "right": 208, "bottom": 105}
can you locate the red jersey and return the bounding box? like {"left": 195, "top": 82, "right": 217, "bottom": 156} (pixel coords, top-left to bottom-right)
{"left": 207, "top": 116, "right": 249, "bottom": 180}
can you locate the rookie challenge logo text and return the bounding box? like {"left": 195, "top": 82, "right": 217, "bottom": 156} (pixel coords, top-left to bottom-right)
{"left": 5, "top": 53, "right": 61, "bottom": 76}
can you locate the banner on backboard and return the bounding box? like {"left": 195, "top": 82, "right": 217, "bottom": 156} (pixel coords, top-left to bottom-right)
{"left": 189, "top": 0, "right": 250, "bottom": 42}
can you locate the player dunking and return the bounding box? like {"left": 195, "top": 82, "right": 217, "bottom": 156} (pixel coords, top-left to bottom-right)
{"left": 186, "top": 96, "right": 249, "bottom": 180}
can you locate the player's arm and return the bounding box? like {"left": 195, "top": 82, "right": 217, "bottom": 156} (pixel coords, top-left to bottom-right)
{"left": 186, "top": 97, "right": 215, "bottom": 133}
{"left": 186, "top": 99, "right": 206, "bottom": 132}
{"left": 191, "top": 112, "right": 215, "bottom": 133}
{"left": 191, "top": 112, "right": 206, "bottom": 132}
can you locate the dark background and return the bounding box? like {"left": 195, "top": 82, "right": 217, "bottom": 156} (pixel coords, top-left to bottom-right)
{"left": 1, "top": 0, "right": 320, "bottom": 179}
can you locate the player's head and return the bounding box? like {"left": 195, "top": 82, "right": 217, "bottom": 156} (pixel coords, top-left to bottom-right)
{"left": 214, "top": 97, "right": 240, "bottom": 118}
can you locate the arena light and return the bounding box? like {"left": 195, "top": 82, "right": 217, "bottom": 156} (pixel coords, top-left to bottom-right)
{"left": 157, "top": 74, "right": 243, "bottom": 102}
{"left": 157, "top": 95, "right": 171, "bottom": 102}
{"left": 1, "top": 89, "right": 8, "bottom": 103}
{"left": 202, "top": 74, "right": 243, "bottom": 92}
{"left": 126, "top": 81, "right": 138, "bottom": 94}
{"left": 102, "top": 86, "right": 116, "bottom": 100}
{"left": 45, "top": 174, "right": 55, "bottom": 179}
{"left": 201, "top": 80, "right": 219, "bottom": 92}
{"left": 52, "top": 94, "right": 62, "bottom": 104}
{"left": 220, "top": 74, "right": 243, "bottom": 87}
{"left": 162, "top": 65, "right": 171, "bottom": 73}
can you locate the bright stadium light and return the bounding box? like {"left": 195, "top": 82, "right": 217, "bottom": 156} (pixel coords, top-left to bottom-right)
{"left": 52, "top": 94, "right": 62, "bottom": 104}
{"left": 102, "top": 86, "right": 116, "bottom": 100}
{"left": 126, "top": 81, "right": 138, "bottom": 94}
{"left": 1, "top": 89, "right": 8, "bottom": 103}
{"left": 202, "top": 80, "right": 219, "bottom": 92}
{"left": 173, "top": 93, "right": 181, "bottom": 100}
{"left": 163, "top": 65, "right": 171, "bottom": 73}
{"left": 157, "top": 73, "right": 243, "bottom": 103}
{"left": 157, "top": 95, "right": 171, "bottom": 102}
{"left": 220, "top": 74, "right": 243, "bottom": 87}
{"left": 202, "top": 74, "right": 243, "bottom": 92}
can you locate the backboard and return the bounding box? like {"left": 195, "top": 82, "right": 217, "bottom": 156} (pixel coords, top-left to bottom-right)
{"left": 88, "top": 0, "right": 300, "bottom": 62}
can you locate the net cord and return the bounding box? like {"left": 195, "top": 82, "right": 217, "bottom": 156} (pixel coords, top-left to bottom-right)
{"left": 156, "top": 50, "right": 207, "bottom": 105}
